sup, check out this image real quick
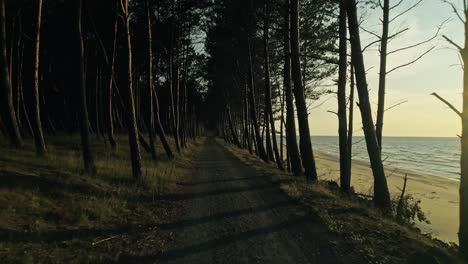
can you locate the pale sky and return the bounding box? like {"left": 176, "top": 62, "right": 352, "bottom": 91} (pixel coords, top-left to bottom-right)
{"left": 308, "top": 0, "right": 464, "bottom": 137}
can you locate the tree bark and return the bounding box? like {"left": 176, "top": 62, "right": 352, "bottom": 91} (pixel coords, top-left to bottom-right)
{"left": 338, "top": 0, "right": 350, "bottom": 192}
{"left": 264, "top": 0, "right": 283, "bottom": 169}
{"left": 33, "top": 0, "right": 47, "bottom": 156}
{"left": 284, "top": 0, "right": 302, "bottom": 176}
{"left": 347, "top": 0, "right": 391, "bottom": 211}
{"left": 77, "top": 0, "right": 96, "bottom": 174}
{"left": 0, "top": 0, "right": 22, "bottom": 147}
{"left": 146, "top": 0, "right": 157, "bottom": 161}
{"left": 247, "top": 36, "right": 267, "bottom": 162}
{"left": 122, "top": 0, "right": 142, "bottom": 179}
{"left": 290, "top": 0, "right": 317, "bottom": 180}
{"left": 347, "top": 63, "right": 355, "bottom": 187}
{"left": 107, "top": 17, "right": 118, "bottom": 150}
{"left": 376, "top": 0, "right": 389, "bottom": 153}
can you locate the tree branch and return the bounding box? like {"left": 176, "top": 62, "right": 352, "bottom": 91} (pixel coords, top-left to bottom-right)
{"left": 389, "top": 0, "right": 423, "bottom": 23}
{"left": 442, "top": 0, "right": 465, "bottom": 24}
{"left": 388, "top": 27, "right": 409, "bottom": 40}
{"left": 387, "top": 24, "right": 442, "bottom": 55}
{"left": 431, "top": 92, "right": 462, "bottom": 117}
{"left": 360, "top": 26, "right": 381, "bottom": 39}
{"left": 386, "top": 46, "right": 435, "bottom": 74}
{"left": 384, "top": 100, "right": 408, "bottom": 112}
{"left": 443, "top": 34, "right": 463, "bottom": 51}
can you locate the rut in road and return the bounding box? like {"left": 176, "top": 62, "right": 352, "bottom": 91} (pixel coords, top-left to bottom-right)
{"left": 140, "top": 138, "right": 342, "bottom": 263}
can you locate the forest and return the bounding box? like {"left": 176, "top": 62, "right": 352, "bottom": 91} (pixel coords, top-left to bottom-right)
{"left": 0, "top": 0, "right": 467, "bottom": 263}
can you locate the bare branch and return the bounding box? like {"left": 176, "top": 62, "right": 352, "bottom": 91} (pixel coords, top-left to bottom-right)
{"left": 362, "top": 39, "right": 382, "bottom": 53}
{"left": 443, "top": 34, "right": 463, "bottom": 51}
{"left": 388, "top": 23, "right": 443, "bottom": 55}
{"left": 327, "top": 110, "right": 338, "bottom": 116}
{"left": 360, "top": 26, "right": 381, "bottom": 39}
{"left": 390, "top": 0, "right": 405, "bottom": 10}
{"left": 431, "top": 92, "right": 462, "bottom": 117}
{"left": 384, "top": 100, "right": 409, "bottom": 112}
{"left": 389, "top": 0, "right": 423, "bottom": 23}
{"left": 386, "top": 46, "right": 435, "bottom": 74}
{"left": 442, "top": 0, "right": 465, "bottom": 24}
{"left": 388, "top": 27, "right": 409, "bottom": 40}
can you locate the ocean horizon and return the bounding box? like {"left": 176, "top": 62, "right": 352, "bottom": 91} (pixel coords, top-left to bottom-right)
{"left": 306, "top": 136, "right": 461, "bottom": 180}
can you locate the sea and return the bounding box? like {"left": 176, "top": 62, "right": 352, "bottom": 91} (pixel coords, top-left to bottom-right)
{"left": 310, "top": 136, "right": 461, "bottom": 180}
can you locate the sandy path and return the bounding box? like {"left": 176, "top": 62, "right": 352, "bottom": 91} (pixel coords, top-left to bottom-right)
{"left": 152, "top": 138, "right": 342, "bottom": 264}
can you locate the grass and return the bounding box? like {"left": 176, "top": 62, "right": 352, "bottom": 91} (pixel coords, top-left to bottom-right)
{"left": 218, "top": 139, "right": 465, "bottom": 264}
{"left": 0, "top": 134, "right": 205, "bottom": 263}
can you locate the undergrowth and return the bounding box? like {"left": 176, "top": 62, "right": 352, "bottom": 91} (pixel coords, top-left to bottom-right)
{"left": 219, "top": 139, "right": 465, "bottom": 264}
{"left": 0, "top": 134, "right": 204, "bottom": 263}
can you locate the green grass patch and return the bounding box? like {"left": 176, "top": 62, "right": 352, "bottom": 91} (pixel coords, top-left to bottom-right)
{"left": 0, "top": 134, "right": 205, "bottom": 263}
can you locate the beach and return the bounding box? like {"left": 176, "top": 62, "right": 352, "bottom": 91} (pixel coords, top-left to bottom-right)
{"left": 314, "top": 151, "right": 460, "bottom": 244}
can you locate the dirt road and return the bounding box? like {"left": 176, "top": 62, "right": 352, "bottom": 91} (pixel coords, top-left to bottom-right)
{"left": 140, "top": 138, "right": 342, "bottom": 263}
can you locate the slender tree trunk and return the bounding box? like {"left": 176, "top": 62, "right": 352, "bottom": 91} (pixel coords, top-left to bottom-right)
{"left": 153, "top": 56, "right": 174, "bottom": 159}
{"left": 122, "top": 0, "right": 142, "bottom": 179}
{"left": 347, "top": 0, "right": 391, "bottom": 211}
{"left": 461, "top": 51, "right": 468, "bottom": 259}
{"left": 247, "top": 36, "right": 267, "bottom": 161}
{"left": 376, "top": 0, "right": 389, "bottom": 153}
{"left": 107, "top": 17, "right": 118, "bottom": 150}
{"left": 284, "top": 0, "right": 302, "bottom": 176}
{"left": 347, "top": 63, "right": 355, "bottom": 186}
{"left": 146, "top": 0, "right": 157, "bottom": 160}
{"left": 77, "top": 0, "right": 95, "bottom": 174}
{"left": 280, "top": 81, "right": 285, "bottom": 162}
{"left": 338, "top": 0, "right": 350, "bottom": 192}
{"left": 264, "top": 0, "right": 283, "bottom": 169}
{"left": 244, "top": 82, "right": 253, "bottom": 153}
{"left": 291, "top": 0, "right": 317, "bottom": 180}
{"left": 458, "top": 11, "right": 468, "bottom": 257}
{"left": 265, "top": 112, "right": 273, "bottom": 160}
{"left": 33, "top": 0, "right": 47, "bottom": 155}
{"left": 0, "top": 0, "right": 22, "bottom": 147}
{"left": 227, "top": 104, "right": 241, "bottom": 147}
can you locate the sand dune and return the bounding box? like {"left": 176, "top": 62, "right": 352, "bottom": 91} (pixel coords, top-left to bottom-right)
{"left": 315, "top": 151, "right": 459, "bottom": 244}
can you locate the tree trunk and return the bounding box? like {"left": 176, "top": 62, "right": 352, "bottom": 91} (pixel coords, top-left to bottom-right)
{"left": 153, "top": 54, "right": 174, "bottom": 159}
{"left": 376, "top": 0, "right": 389, "bottom": 153}
{"left": 338, "top": 0, "right": 350, "bottom": 192}
{"left": 265, "top": 111, "right": 273, "bottom": 160}
{"left": 77, "top": 0, "right": 95, "bottom": 174}
{"left": 347, "top": 0, "right": 391, "bottom": 211}
{"left": 284, "top": 0, "right": 302, "bottom": 176}
{"left": 227, "top": 104, "right": 241, "bottom": 147}
{"left": 290, "top": 0, "right": 317, "bottom": 180}
{"left": 458, "top": 13, "right": 468, "bottom": 256}
{"left": 264, "top": 0, "right": 283, "bottom": 169}
{"left": 32, "top": 0, "right": 47, "bottom": 156}
{"left": 244, "top": 82, "right": 253, "bottom": 153}
{"left": 107, "top": 17, "right": 118, "bottom": 150}
{"left": 247, "top": 36, "right": 267, "bottom": 162}
{"left": 122, "top": 0, "right": 142, "bottom": 179}
{"left": 0, "top": 0, "right": 22, "bottom": 147}
{"left": 146, "top": 0, "right": 157, "bottom": 161}
{"left": 347, "top": 63, "right": 355, "bottom": 186}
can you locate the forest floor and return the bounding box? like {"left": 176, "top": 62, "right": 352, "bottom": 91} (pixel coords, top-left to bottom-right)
{"left": 0, "top": 134, "right": 204, "bottom": 263}
{"left": 0, "top": 136, "right": 465, "bottom": 263}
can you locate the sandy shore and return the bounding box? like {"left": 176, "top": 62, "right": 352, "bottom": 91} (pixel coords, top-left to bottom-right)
{"left": 314, "top": 150, "right": 459, "bottom": 244}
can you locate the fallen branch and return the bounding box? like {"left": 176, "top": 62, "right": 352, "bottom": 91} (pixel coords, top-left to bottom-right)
{"left": 92, "top": 235, "right": 123, "bottom": 246}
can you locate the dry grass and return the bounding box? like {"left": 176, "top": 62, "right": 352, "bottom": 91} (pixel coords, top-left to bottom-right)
{"left": 0, "top": 134, "right": 205, "bottom": 263}
{"left": 218, "top": 139, "right": 465, "bottom": 264}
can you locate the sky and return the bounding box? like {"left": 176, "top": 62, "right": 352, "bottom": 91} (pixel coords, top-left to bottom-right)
{"left": 308, "top": 0, "right": 465, "bottom": 137}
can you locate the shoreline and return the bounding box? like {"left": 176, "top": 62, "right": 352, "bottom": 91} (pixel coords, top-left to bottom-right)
{"left": 314, "top": 150, "right": 459, "bottom": 244}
